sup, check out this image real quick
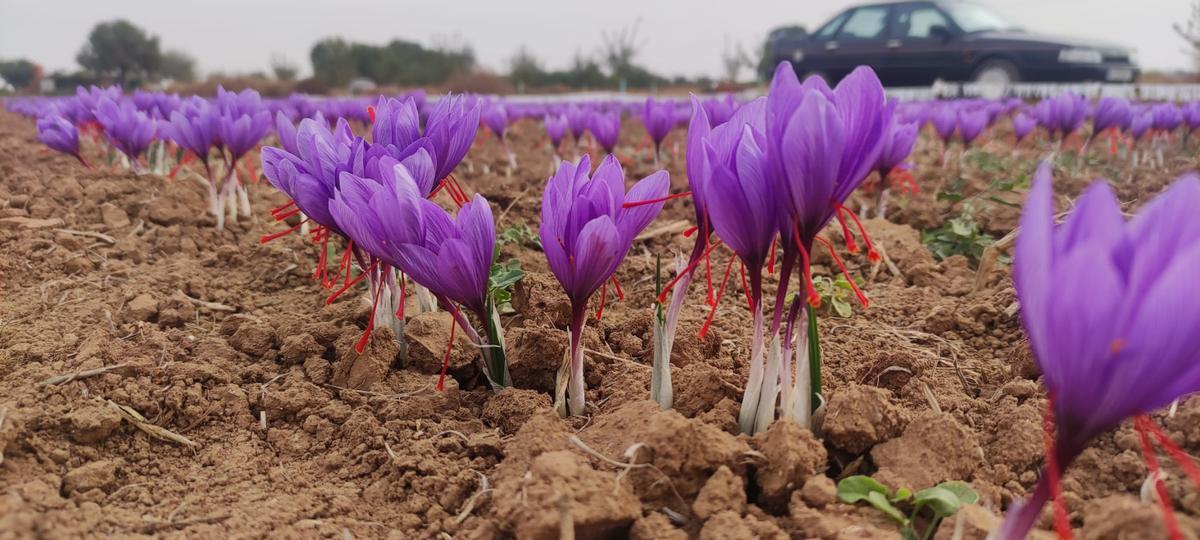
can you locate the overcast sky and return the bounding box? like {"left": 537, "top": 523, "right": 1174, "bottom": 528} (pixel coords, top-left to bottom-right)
{"left": 0, "top": 0, "right": 1193, "bottom": 80}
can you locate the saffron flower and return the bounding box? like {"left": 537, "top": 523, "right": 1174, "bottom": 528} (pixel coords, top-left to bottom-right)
{"left": 589, "top": 110, "right": 621, "bottom": 154}
{"left": 998, "top": 162, "right": 1200, "bottom": 539}
{"left": 544, "top": 113, "right": 568, "bottom": 156}
{"left": 36, "top": 115, "right": 89, "bottom": 168}
{"left": 642, "top": 97, "right": 676, "bottom": 163}
{"left": 761, "top": 62, "right": 891, "bottom": 433}
{"left": 95, "top": 97, "right": 156, "bottom": 170}
{"left": 540, "top": 154, "right": 669, "bottom": 416}
{"left": 425, "top": 94, "right": 482, "bottom": 181}
{"left": 867, "top": 120, "right": 919, "bottom": 217}
{"left": 1012, "top": 113, "right": 1037, "bottom": 143}
{"left": 482, "top": 102, "right": 516, "bottom": 168}
{"left": 330, "top": 162, "right": 510, "bottom": 386}
{"left": 957, "top": 109, "right": 988, "bottom": 147}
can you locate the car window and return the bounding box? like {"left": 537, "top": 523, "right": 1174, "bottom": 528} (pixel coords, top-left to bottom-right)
{"left": 893, "top": 6, "right": 951, "bottom": 38}
{"left": 814, "top": 12, "right": 849, "bottom": 39}
{"left": 837, "top": 6, "right": 889, "bottom": 40}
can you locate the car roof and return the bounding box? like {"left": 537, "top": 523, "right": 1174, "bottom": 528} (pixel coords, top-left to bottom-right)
{"left": 847, "top": 0, "right": 962, "bottom": 9}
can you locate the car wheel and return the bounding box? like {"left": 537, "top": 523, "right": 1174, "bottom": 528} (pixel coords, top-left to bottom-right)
{"left": 972, "top": 59, "right": 1019, "bottom": 85}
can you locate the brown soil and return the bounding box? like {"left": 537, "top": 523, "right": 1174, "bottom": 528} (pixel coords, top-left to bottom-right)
{"left": 2, "top": 111, "right": 1200, "bottom": 539}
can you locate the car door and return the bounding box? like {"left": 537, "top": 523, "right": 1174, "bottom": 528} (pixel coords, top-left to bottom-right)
{"left": 826, "top": 5, "right": 894, "bottom": 83}
{"left": 886, "top": 3, "right": 969, "bottom": 85}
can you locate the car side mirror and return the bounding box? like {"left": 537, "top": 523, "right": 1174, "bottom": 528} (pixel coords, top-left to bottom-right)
{"left": 929, "top": 25, "right": 953, "bottom": 43}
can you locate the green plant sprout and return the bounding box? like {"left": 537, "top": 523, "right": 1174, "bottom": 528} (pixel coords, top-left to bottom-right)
{"left": 498, "top": 222, "right": 542, "bottom": 250}
{"left": 837, "top": 475, "right": 979, "bottom": 540}
{"left": 812, "top": 274, "right": 858, "bottom": 318}
{"left": 921, "top": 205, "right": 997, "bottom": 266}
{"left": 482, "top": 256, "right": 524, "bottom": 388}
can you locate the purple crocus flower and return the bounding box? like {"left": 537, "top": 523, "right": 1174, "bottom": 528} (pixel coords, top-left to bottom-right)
{"left": 998, "top": 163, "right": 1200, "bottom": 538}
{"left": 957, "top": 110, "right": 988, "bottom": 146}
{"left": 756, "top": 61, "right": 891, "bottom": 432}
{"left": 331, "top": 163, "right": 494, "bottom": 318}
{"left": 589, "top": 110, "right": 621, "bottom": 154}
{"left": 642, "top": 97, "right": 676, "bottom": 157}
{"left": 702, "top": 95, "right": 737, "bottom": 127}
{"left": 1092, "top": 97, "right": 1132, "bottom": 134}
{"left": 370, "top": 96, "right": 421, "bottom": 154}
{"left": 425, "top": 94, "right": 481, "bottom": 181}
{"left": 544, "top": 113, "right": 568, "bottom": 151}
{"left": 1130, "top": 110, "right": 1154, "bottom": 142}
{"left": 931, "top": 106, "right": 958, "bottom": 143}
{"left": 540, "top": 154, "right": 668, "bottom": 416}
{"left": 95, "top": 97, "right": 156, "bottom": 167}
{"left": 1183, "top": 102, "right": 1200, "bottom": 134}
{"left": 482, "top": 102, "right": 508, "bottom": 140}
{"left": 37, "top": 114, "right": 89, "bottom": 167}
{"left": 877, "top": 121, "right": 918, "bottom": 177}
{"left": 216, "top": 88, "right": 272, "bottom": 162}
{"left": 1152, "top": 103, "right": 1183, "bottom": 133}
{"left": 566, "top": 104, "right": 589, "bottom": 142}
{"left": 166, "top": 97, "right": 219, "bottom": 167}
{"left": 1013, "top": 113, "right": 1038, "bottom": 142}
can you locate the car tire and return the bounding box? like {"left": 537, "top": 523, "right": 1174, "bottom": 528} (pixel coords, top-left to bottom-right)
{"left": 971, "top": 59, "right": 1020, "bottom": 85}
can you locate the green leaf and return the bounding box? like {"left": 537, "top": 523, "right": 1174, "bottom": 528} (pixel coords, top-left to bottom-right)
{"left": 837, "top": 475, "right": 889, "bottom": 504}
{"left": 937, "top": 481, "right": 978, "bottom": 506}
{"left": 866, "top": 490, "right": 908, "bottom": 524}
{"left": 892, "top": 487, "right": 913, "bottom": 502}
{"left": 832, "top": 298, "right": 852, "bottom": 318}
{"left": 936, "top": 191, "right": 963, "bottom": 202}
{"left": 912, "top": 486, "right": 961, "bottom": 518}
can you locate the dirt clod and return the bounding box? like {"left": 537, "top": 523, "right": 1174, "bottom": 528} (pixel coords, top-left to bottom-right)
{"left": 822, "top": 383, "right": 908, "bottom": 454}
{"left": 482, "top": 387, "right": 551, "bottom": 435}
{"left": 871, "top": 412, "right": 983, "bottom": 490}
{"left": 693, "top": 464, "right": 746, "bottom": 519}
{"left": 751, "top": 419, "right": 827, "bottom": 512}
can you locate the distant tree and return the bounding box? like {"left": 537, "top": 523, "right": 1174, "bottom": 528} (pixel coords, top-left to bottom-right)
{"left": 310, "top": 37, "right": 355, "bottom": 86}
{"left": 270, "top": 54, "right": 298, "bottom": 81}
{"left": 561, "top": 53, "right": 609, "bottom": 88}
{"left": 310, "top": 36, "right": 475, "bottom": 87}
{"left": 1176, "top": 1, "right": 1200, "bottom": 71}
{"left": 720, "top": 36, "right": 751, "bottom": 83}
{"left": 0, "top": 59, "right": 39, "bottom": 90}
{"left": 160, "top": 50, "right": 197, "bottom": 82}
{"left": 600, "top": 20, "right": 644, "bottom": 82}
{"left": 76, "top": 19, "right": 162, "bottom": 85}
{"left": 509, "top": 45, "right": 547, "bottom": 91}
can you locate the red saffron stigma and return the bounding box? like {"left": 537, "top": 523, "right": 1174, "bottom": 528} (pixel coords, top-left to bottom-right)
{"left": 834, "top": 207, "right": 860, "bottom": 255}
{"left": 705, "top": 244, "right": 715, "bottom": 306}
{"left": 326, "top": 261, "right": 377, "bottom": 304}
{"left": 259, "top": 221, "right": 305, "bottom": 244}
{"left": 791, "top": 224, "right": 821, "bottom": 308}
{"left": 1140, "top": 415, "right": 1200, "bottom": 490}
{"left": 838, "top": 203, "right": 880, "bottom": 262}
{"left": 274, "top": 207, "right": 301, "bottom": 222}
{"left": 168, "top": 151, "right": 194, "bottom": 179}
{"left": 610, "top": 275, "right": 625, "bottom": 301}
{"left": 367, "top": 105, "right": 376, "bottom": 123}
{"left": 738, "top": 262, "right": 753, "bottom": 311}
{"left": 436, "top": 316, "right": 457, "bottom": 391}
{"left": 682, "top": 225, "right": 699, "bottom": 238}
{"left": 621, "top": 191, "right": 691, "bottom": 208}
{"left": 699, "top": 255, "right": 736, "bottom": 340}
{"left": 1135, "top": 416, "right": 1184, "bottom": 540}
{"left": 595, "top": 281, "right": 608, "bottom": 321}
{"left": 270, "top": 200, "right": 296, "bottom": 216}
{"left": 1042, "top": 400, "right": 1074, "bottom": 540}
{"left": 355, "top": 274, "right": 387, "bottom": 354}
{"left": 767, "top": 239, "right": 778, "bottom": 274}
{"left": 656, "top": 239, "right": 724, "bottom": 303}
{"left": 815, "top": 236, "right": 869, "bottom": 308}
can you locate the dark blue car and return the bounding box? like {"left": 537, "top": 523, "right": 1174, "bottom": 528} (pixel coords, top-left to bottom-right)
{"left": 763, "top": 1, "right": 1138, "bottom": 86}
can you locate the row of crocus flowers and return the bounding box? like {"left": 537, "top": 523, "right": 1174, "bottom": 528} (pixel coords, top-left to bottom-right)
{"left": 10, "top": 63, "right": 1200, "bottom": 539}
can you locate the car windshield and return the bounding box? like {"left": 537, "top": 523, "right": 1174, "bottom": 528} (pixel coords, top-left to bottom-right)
{"left": 942, "top": 3, "right": 1020, "bottom": 33}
